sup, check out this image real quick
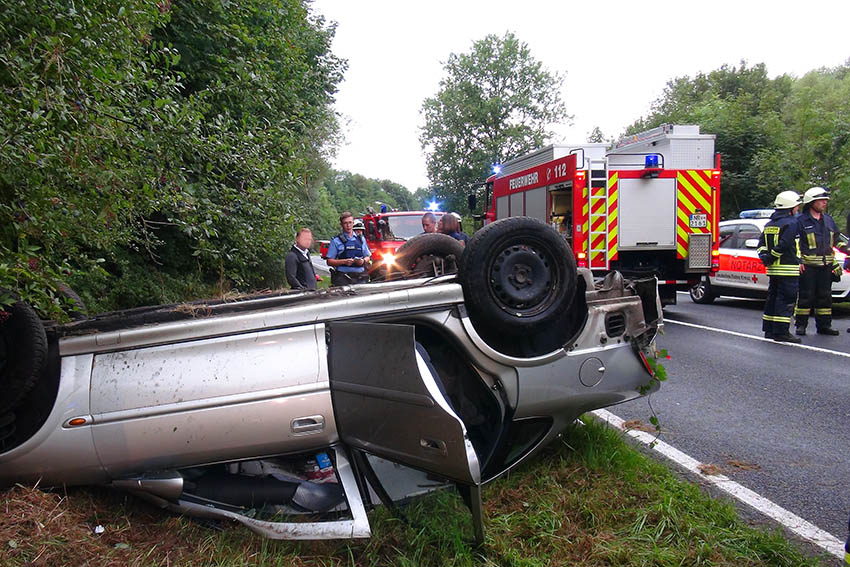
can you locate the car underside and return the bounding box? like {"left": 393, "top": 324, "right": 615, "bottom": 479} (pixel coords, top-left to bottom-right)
{"left": 0, "top": 218, "right": 663, "bottom": 542}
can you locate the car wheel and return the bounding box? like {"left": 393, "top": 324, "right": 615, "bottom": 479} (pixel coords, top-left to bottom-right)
{"left": 57, "top": 282, "right": 88, "bottom": 320}
{"left": 689, "top": 280, "right": 715, "bottom": 304}
{"left": 0, "top": 300, "right": 48, "bottom": 414}
{"left": 394, "top": 234, "right": 464, "bottom": 278}
{"left": 0, "top": 411, "right": 15, "bottom": 445}
{"left": 459, "top": 217, "right": 577, "bottom": 335}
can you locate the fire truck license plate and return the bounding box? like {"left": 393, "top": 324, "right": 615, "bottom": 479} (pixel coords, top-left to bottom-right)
{"left": 689, "top": 214, "right": 707, "bottom": 228}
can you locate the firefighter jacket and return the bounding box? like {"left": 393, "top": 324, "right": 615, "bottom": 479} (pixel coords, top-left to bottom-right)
{"left": 797, "top": 209, "right": 839, "bottom": 266}
{"left": 757, "top": 210, "right": 800, "bottom": 276}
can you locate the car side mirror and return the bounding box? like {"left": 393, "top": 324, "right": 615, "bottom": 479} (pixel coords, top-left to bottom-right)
{"left": 744, "top": 238, "right": 759, "bottom": 249}
{"left": 467, "top": 193, "right": 476, "bottom": 211}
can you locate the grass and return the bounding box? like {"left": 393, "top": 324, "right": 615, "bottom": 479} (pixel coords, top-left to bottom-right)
{"left": 0, "top": 418, "right": 827, "bottom": 566}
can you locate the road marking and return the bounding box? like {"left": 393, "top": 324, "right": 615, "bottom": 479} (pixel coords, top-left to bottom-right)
{"left": 592, "top": 409, "right": 845, "bottom": 559}
{"left": 665, "top": 318, "right": 850, "bottom": 359}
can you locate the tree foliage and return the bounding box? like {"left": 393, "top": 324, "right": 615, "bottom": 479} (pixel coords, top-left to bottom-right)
{"left": 316, "top": 170, "right": 417, "bottom": 232}
{"left": 0, "top": 0, "right": 345, "bottom": 316}
{"left": 628, "top": 60, "right": 850, "bottom": 222}
{"left": 419, "top": 32, "right": 569, "bottom": 213}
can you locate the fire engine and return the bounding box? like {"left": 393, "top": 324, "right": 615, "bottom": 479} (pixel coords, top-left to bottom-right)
{"left": 480, "top": 124, "right": 721, "bottom": 304}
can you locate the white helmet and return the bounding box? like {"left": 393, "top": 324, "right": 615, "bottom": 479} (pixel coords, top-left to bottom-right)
{"left": 802, "top": 187, "right": 830, "bottom": 205}
{"left": 773, "top": 190, "right": 801, "bottom": 210}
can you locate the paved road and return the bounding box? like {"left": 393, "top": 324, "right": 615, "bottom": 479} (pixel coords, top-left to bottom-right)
{"left": 611, "top": 292, "right": 850, "bottom": 540}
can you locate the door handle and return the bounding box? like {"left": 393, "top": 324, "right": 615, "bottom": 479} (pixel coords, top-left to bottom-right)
{"left": 420, "top": 437, "right": 448, "bottom": 456}
{"left": 291, "top": 415, "right": 325, "bottom": 434}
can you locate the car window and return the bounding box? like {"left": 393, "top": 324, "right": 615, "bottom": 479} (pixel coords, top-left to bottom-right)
{"left": 717, "top": 226, "right": 735, "bottom": 248}
{"left": 734, "top": 224, "right": 761, "bottom": 249}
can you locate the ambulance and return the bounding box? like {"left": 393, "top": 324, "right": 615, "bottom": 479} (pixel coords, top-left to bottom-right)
{"left": 689, "top": 211, "right": 850, "bottom": 303}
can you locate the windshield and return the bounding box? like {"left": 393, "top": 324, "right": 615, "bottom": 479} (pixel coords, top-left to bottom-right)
{"left": 378, "top": 213, "right": 444, "bottom": 240}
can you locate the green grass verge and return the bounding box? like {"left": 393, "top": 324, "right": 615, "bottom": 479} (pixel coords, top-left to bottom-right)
{"left": 1, "top": 418, "right": 826, "bottom": 566}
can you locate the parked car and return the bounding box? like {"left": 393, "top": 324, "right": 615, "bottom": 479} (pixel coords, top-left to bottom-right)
{"left": 0, "top": 218, "right": 662, "bottom": 542}
{"left": 689, "top": 216, "right": 850, "bottom": 304}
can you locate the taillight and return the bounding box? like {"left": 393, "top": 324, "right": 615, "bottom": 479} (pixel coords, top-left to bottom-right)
{"left": 576, "top": 252, "right": 587, "bottom": 268}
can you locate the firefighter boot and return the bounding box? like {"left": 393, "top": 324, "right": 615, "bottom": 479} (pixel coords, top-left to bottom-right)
{"left": 816, "top": 327, "right": 840, "bottom": 335}
{"left": 773, "top": 333, "right": 801, "bottom": 344}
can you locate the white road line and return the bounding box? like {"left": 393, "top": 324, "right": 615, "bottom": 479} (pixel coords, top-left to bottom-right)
{"left": 592, "top": 409, "right": 845, "bottom": 559}
{"left": 665, "top": 318, "right": 850, "bottom": 359}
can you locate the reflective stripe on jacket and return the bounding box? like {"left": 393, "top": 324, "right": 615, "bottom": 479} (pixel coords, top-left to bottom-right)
{"left": 757, "top": 210, "right": 800, "bottom": 277}
{"left": 797, "top": 210, "right": 838, "bottom": 266}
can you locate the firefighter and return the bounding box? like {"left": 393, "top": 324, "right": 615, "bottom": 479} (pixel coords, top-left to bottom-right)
{"left": 757, "top": 190, "right": 802, "bottom": 343}
{"left": 794, "top": 187, "right": 841, "bottom": 336}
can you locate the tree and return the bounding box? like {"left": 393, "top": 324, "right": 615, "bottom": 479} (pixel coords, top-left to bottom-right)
{"left": 587, "top": 126, "right": 607, "bottom": 144}
{"left": 627, "top": 62, "right": 792, "bottom": 217}
{"left": 0, "top": 0, "right": 345, "bottom": 316}
{"left": 419, "top": 32, "right": 569, "bottom": 213}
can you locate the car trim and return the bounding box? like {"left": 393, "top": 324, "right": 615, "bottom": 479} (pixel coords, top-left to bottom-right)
{"left": 89, "top": 382, "right": 331, "bottom": 425}
{"left": 59, "top": 284, "right": 466, "bottom": 357}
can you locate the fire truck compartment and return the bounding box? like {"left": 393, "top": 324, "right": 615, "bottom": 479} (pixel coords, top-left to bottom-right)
{"left": 617, "top": 177, "right": 677, "bottom": 249}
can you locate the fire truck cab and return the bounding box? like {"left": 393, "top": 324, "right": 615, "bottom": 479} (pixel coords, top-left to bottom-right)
{"left": 482, "top": 124, "right": 721, "bottom": 304}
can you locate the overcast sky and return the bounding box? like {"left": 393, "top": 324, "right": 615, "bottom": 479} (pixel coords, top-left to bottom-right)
{"left": 313, "top": 0, "right": 850, "bottom": 192}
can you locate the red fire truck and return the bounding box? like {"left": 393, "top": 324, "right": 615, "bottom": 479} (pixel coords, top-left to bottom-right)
{"left": 481, "top": 124, "right": 721, "bottom": 304}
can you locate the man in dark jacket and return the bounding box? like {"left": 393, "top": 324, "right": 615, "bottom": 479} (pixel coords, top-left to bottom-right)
{"left": 285, "top": 228, "right": 318, "bottom": 290}
{"left": 794, "top": 187, "right": 840, "bottom": 335}
{"left": 757, "top": 191, "right": 802, "bottom": 343}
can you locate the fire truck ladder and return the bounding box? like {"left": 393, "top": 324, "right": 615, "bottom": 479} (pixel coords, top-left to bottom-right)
{"left": 587, "top": 159, "right": 609, "bottom": 270}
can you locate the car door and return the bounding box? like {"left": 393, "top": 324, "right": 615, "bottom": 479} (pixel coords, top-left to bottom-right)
{"left": 711, "top": 224, "right": 739, "bottom": 288}
{"left": 730, "top": 223, "right": 768, "bottom": 292}
{"left": 327, "top": 321, "right": 482, "bottom": 487}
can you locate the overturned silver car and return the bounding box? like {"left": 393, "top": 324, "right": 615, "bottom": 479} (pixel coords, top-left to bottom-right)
{"left": 0, "top": 218, "right": 662, "bottom": 542}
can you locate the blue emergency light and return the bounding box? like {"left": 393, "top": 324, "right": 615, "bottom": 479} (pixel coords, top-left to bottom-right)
{"left": 644, "top": 154, "right": 660, "bottom": 168}
{"left": 426, "top": 200, "right": 441, "bottom": 212}
{"left": 492, "top": 164, "right": 502, "bottom": 175}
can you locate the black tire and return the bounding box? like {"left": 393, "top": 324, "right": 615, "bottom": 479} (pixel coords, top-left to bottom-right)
{"left": 0, "top": 411, "right": 15, "bottom": 444}
{"left": 394, "top": 233, "right": 464, "bottom": 278}
{"left": 0, "top": 300, "right": 48, "bottom": 414}
{"left": 459, "top": 217, "right": 577, "bottom": 335}
{"left": 57, "top": 282, "right": 88, "bottom": 320}
{"left": 689, "top": 279, "right": 715, "bottom": 304}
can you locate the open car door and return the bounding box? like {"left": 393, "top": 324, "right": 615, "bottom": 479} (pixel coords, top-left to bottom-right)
{"left": 328, "top": 321, "right": 486, "bottom": 541}
{"left": 328, "top": 321, "right": 481, "bottom": 485}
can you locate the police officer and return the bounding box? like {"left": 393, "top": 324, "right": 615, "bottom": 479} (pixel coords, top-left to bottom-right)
{"left": 327, "top": 212, "right": 371, "bottom": 286}
{"left": 794, "top": 187, "right": 840, "bottom": 336}
{"left": 757, "top": 190, "right": 802, "bottom": 343}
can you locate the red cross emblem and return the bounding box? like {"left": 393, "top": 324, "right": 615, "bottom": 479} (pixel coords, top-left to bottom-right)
{"left": 751, "top": 275, "right": 758, "bottom": 283}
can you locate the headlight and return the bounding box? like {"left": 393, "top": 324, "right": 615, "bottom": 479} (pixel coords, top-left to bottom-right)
{"left": 381, "top": 251, "right": 397, "bottom": 266}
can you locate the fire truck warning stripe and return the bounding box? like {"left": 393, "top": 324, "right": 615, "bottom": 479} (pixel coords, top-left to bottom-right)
{"left": 686, "top": 169, "right": 713, "bottom": 196}
{"left": 678, "top": 172, "right": 712, "bottom": 211}
{"left": 607, "top": 173, "right": 619, "bottom": 262}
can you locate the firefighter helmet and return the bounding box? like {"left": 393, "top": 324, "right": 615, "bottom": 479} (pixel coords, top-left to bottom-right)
{"left": 802, "top": 187, "right": 830, "bottom": 205}
{"left": 353, "top": 219, "right": 365, "bottom": 231}
{"left": 773, "top": 191, "right": 801, "bottom": 210}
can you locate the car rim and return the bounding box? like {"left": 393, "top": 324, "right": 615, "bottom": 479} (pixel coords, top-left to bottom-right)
{"left": 691, "top": 283, "right": 705, "bottom": 300}
{"left": 489, "top": 242, "right": 558, "bottom": 315}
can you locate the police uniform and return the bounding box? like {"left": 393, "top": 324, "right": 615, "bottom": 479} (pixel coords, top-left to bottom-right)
{"left": 327, "top": 231, "right": 371, "bottom": 285}
{"left": 757, "top": 208, "right": 801, "bottom": 340}
{"left": 795, "top": 208, "right": 839, "bottom": 334}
